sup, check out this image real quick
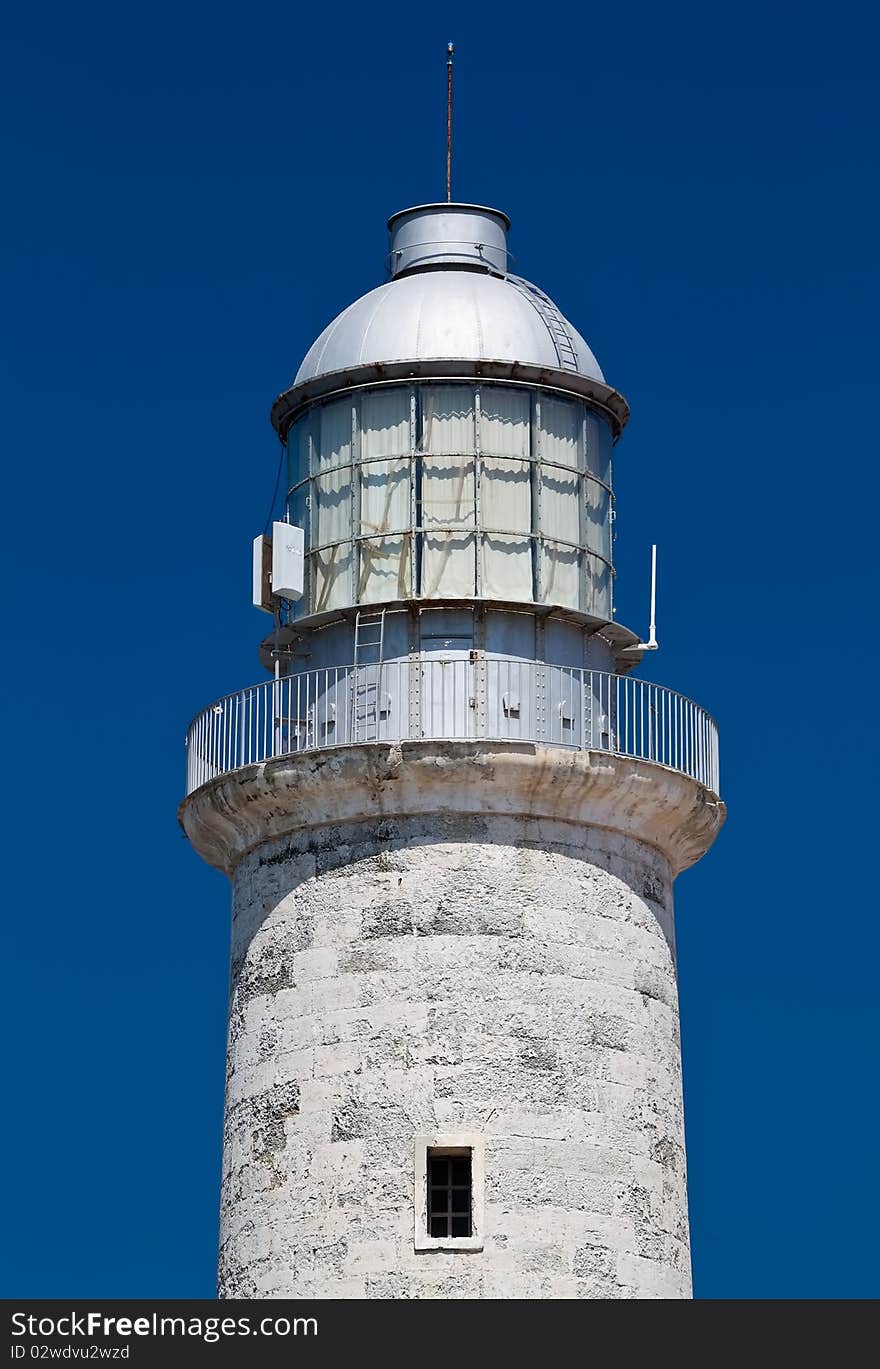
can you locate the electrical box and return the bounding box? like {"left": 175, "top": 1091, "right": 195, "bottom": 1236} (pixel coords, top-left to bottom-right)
{"left": 252, "top": 535, "right": 273, "bottom": 614}
{"left": 272, "top": 522, "right": 305, "bottom": 601}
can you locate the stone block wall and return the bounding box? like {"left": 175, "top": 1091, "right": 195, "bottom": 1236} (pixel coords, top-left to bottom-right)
{"left": 218, "top": 811, "right": 690, "bottom": 1299}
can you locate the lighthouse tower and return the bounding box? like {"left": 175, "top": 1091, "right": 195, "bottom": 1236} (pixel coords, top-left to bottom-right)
{"left": 180, "top": 201, "right": 724, "bottom": 1299}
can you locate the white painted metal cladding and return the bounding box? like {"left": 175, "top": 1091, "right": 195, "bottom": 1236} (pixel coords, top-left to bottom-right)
{"left": 294, "top": 270, "right": 604, "bottom": 387}
{"left": 388, "top": 203, "right": 510, "bottom": 277}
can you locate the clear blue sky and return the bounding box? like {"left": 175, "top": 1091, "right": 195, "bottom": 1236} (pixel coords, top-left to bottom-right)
{"left": 2, "top": 0, "right": 877, "bottom": 1299}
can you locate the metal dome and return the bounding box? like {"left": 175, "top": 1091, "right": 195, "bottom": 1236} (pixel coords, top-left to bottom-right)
{"left": 294, "top": 269, "right": 605, "bottom": 387}
{"left": 271, "top": 204, "right": 630, "bottom": 442}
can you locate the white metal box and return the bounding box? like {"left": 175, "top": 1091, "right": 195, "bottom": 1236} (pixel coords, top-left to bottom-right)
{"left": 252, "top": 535, "right": 273, "bottom": 614}
{"left": 271, "top": 521, "right": 305, "bottom": 601}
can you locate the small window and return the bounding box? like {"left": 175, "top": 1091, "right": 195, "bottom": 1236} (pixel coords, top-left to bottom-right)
{"left": 414, "top": 1133, "right": 484, "bottom": 1252}
{"left": 428, "top": 1153, "right": 472, "bottom": 1238}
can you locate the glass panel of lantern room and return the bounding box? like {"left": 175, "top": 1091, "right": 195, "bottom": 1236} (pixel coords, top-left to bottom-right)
{"left": 540, "top": 464, "right": 580, "bottom": 547}
{"left": 479, "top": 386, "right": 530, "bottom": 459}
{"left": 289, "top": 408, "right": 318, "bottom": 485}
{"left": 420, "top": 386, "right": 476, "bottom": 597}
{"left": 541, "top": 541, "right": 581, "bottom": 611}
{"left": 480, "top": 388, "right": 533, "bottom": 602}
{"left": 288, "top": 410, "right": 319, "bottom": 615}
{"left": 358, "top": 535, "right": 410, "bottom": 604}
{"left": 584, "top": 411, "right": 613, "bottom": 486}
{"left": 290, "top": 481, "right": 309, "bottom": 543}
{"left": 312, "top": 399, "right": 353, "bottom": 612}
{"left": 588, "top": 553, "right": 613, "bottom": 620}
{"left": 313, "top": 545, "right": 350, "bottom": 614}
{"left": 540, "top": 396, "right": 582, "bottom": 470}
{"left": 584, "top": 478, "right": 612, "bottom": 562}
{"left": 360, "top": 389, "right": 411, "bottom": 604}
{"left": 286, "top": 420, "right": 311, "bottom": 619}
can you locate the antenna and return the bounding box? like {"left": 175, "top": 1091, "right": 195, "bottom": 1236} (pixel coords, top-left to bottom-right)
{"left": 446, "top": 42, "right": 454, "bottom": 202}
{"left": 647, "top": 543, "right": 658, "bottom": 649}
{"left": 620, "top": 544, "right": 659, "bottom": 655}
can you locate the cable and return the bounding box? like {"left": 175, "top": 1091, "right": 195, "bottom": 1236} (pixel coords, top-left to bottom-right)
{"left": 263, "top": 439, "right": 286, "bottom": 534}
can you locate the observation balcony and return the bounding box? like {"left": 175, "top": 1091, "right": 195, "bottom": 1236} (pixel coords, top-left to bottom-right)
{"left": 184, "top": 658, "right": 719, "bottom": 799}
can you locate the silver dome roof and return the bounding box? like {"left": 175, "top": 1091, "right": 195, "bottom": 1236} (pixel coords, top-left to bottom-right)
{"left": 294, "top": 268, "right": 605, "bottom": 387}
{"left": 271, "top": 204, "right": 629, "bottom": 441}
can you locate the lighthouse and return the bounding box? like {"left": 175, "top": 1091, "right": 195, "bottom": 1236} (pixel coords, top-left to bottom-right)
{"left": 180, "top": 199, "right": 724, "bottom": 1299}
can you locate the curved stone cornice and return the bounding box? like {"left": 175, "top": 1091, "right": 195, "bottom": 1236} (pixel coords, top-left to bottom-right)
{"left": 178, "top": 741, "right": 725, "bottom": 879}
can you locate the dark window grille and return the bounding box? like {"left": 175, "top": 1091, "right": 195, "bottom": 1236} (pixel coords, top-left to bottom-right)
{"left": 428, "top": 1152, "right": 472, "bottom": 1238}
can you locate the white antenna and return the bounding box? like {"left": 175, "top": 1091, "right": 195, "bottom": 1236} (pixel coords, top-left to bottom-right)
{"left": 620, "top": 544, "right": 659, "bottom": 655}
{"left": 446, "top": 43, "right": 454, "bottom": 202}
{"left": 646, "top": 543, "right": 658, "bottom": 649}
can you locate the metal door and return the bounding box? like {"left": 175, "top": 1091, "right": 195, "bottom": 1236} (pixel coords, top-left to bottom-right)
{"left": 420, "top": 637, "right": 475, "bottom": 740}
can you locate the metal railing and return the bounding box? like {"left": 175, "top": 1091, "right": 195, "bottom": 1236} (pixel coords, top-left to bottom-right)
{"left": 184, "top": 658, "right": 719, "bottom": 797}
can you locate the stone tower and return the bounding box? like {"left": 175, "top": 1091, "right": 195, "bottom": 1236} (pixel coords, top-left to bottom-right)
{"left": 180, "top": 202, "right": 724, "bottom": 1299}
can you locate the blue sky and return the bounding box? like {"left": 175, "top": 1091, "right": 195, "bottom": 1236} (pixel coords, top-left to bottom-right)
{"left": 1, "top": 0, "right": 877, "bottom": 1298}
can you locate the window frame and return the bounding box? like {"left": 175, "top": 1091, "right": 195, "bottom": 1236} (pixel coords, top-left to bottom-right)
{"left": 413, "top": 1133, "right": 485, "bottom": 1253}
{"left": 427, "top": 1153, "right": 473, "bottom": 1239}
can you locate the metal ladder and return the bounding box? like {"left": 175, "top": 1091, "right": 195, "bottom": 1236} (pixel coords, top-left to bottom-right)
{"left": 507, "top": 274, "right": 580, "bottom": 373}
{"left": 351, "top": 608, "right": 386, "bottom": 742}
